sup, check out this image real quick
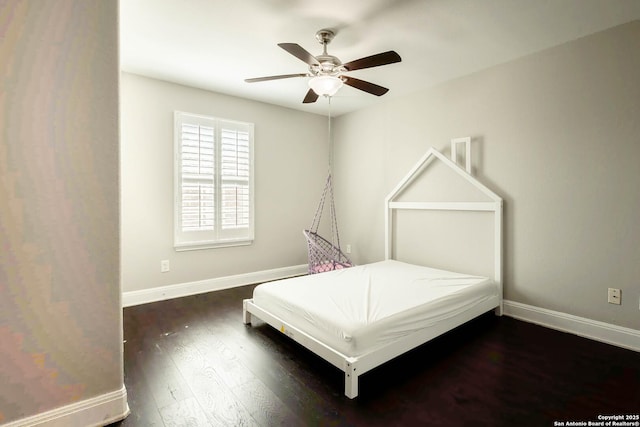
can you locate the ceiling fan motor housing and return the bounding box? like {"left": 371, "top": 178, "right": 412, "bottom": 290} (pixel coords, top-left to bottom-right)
{"left": 311, "top": 56, "right": 344, "bottom": 76}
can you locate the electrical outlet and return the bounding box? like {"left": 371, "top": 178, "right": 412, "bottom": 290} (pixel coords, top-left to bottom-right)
{"left": 607, "top": 288, "right": 621, "bottom": 305}
{"left": 161, "top": 260, "right": 170, "bottom": 273}
{"left": 345, "top": 244, "right": 351, "bottom": 254}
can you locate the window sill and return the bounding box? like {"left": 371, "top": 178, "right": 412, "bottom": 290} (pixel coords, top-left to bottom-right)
{"left": 174, "top": 239, "right": 253, "bottom": 252}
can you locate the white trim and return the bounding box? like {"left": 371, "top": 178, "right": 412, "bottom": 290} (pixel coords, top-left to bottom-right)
{"left": 1, "top": 386, "right": 129, "bottom": 427}
{"left": 174, "top": 238, "right": 253, "bottom": 252}
{"left": 122, "top": 264, "right": 308, "bottom": 307}
{"left": 503, "top": 300, "right": 640, "bottom": 352}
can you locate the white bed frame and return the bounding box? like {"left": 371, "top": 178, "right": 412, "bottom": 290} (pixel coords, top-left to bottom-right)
{"left": 243, "top": 138, "right": 503, "bottom": 398}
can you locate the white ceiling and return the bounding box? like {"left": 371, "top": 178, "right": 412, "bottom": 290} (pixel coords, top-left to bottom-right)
{"left": 120, "top": 0, "right": 640, "bottom": 117}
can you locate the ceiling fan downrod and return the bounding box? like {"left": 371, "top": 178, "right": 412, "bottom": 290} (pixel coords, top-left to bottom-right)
{"left": 315, "top": 29, "right": 335, "bottom": 54}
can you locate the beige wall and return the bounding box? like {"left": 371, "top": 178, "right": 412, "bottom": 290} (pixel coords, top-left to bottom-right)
{"left": 334, "top": 21, "right": 640, "bottom": 330}
{"left": 120, "top": 73, "right": 328, "bottom": 292}
{"left": 0, "top": 0, "right": 122, "bottom": 424}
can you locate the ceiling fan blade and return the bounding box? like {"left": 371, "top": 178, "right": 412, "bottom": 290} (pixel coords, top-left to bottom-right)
{"left": 302, "top": 89, "right": 319, "bottom": 104}
{"left": 342, "top": 76, "right": 389, "bottom": 96}
{"left": 245, "top": 73, "right": 307, "bottom": 83}
{"left": 342, "top": 50, "right": 401, "bottom": 71}
{"left": 278, "top": 43, "right": 320, "bottom": 66}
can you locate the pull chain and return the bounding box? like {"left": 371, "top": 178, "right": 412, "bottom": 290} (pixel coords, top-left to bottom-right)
{"left": 326, "top": 96, "right": 337, "bottom": 257}
{"left": 327, "top": 96, "right": 332, "bottom": 174}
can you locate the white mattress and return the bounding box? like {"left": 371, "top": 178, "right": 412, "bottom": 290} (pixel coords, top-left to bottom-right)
{"left": 252, "top": 260, "right": 498, "bottom": 357}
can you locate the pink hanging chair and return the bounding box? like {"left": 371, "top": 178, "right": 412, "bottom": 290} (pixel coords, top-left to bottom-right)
{"left": 304, "top": 173, "right": 352, "bottom": 274}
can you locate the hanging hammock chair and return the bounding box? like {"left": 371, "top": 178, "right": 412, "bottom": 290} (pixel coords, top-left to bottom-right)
{"left": 303, "top": 96, "right": 352, "bottom": 274}
{"left": 304, "top": 172, "right": 352, "bottom": 274}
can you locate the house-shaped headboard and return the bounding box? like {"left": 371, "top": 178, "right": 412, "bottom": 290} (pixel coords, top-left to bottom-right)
{"left": 384, "top": 139, "right": 503, "bottom": 313}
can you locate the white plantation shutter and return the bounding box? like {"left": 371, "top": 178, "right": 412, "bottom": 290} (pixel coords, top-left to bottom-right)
{"left": 221, "top": 128, "right": 250, "bottom": 229}
{"left": 175, "top": 112, "right": 254, "bottom": 250}
{"left": 180, "top": 123, "right": 215, "bottom": 232}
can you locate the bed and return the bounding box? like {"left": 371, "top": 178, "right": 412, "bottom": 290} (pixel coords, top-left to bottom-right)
{"left": 243, "top": 141, "right": 503, "bottom": 398}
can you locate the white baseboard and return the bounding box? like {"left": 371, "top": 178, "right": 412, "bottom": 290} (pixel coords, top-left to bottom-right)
{"left": 122, "top": 264, "right": 308, "bottom": 307}
{"left": 503, "top": 300, "right": 640, "bottom": 352}
{"left": 2, "top": 385, "right": 129, "bottom": 427}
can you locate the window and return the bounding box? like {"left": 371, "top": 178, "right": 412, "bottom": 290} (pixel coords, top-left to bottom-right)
{"left": 174, "top": 112, "right": 254, "bottom": 250}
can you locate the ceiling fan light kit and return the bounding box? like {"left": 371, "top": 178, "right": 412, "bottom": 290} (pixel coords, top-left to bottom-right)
{"left": 308, "top": 75, "right": 344, "bottom": 97}
{"left": 245, "top": 29, "right": 401, "bottom": 104}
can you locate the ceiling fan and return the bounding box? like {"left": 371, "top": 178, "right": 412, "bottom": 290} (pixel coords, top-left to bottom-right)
{"left": 245, "top": 29, "right": 401, "bottom": 104}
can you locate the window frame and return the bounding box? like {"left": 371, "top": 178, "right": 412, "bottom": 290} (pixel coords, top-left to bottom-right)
{"left": 173, "top": 111, "right": 254, "bottom": 251}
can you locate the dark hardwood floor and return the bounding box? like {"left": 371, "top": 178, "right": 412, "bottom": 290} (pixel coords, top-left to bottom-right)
{"left": 112, "top": 284, "right": 640, "bottom": 426}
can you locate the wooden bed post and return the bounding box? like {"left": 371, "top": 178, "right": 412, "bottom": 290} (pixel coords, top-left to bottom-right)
{"left": 494, "top": 202, "right": 504, "bottom": 316}
{"left": 242, "top": 299, "right": 251, "bottom": 324}
{"left": 344, "top": 359, "right": 359, "bottom": 399}
{"left": 384, "top": 200, "right": 392, "bottom": 260}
